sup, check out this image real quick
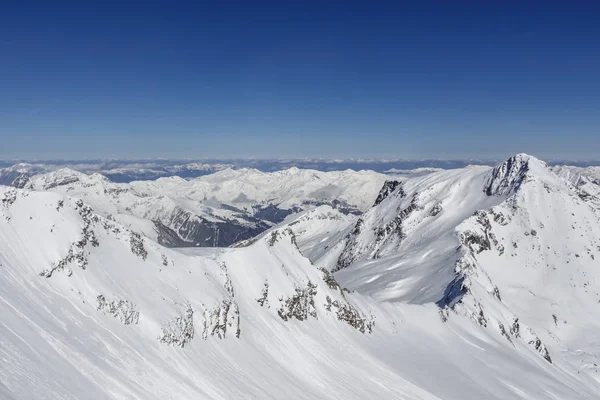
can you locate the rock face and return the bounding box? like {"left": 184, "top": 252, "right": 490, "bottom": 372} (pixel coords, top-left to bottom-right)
{"left": 160, "top": 306, "right": 195, "bottom": 347}
{"left": 277, "top": 281, "right": 318, "bottom": 321}
{"left": 483, "top": 153, "right": 539, "bottom": 196}
{"left": 438, "top": 206, "right": 553, "bottom": 364}
{"left": 39, "top": 199, "right": 100, "bottom": 278}
{"left": 373, "top": 180, "right": 404, "bottom": 206}
{"left": 97, "top": 295, "right": 140, "bottom": 325}
{"left": 10, "top": 174, "right": 33, "bottom": 190}
{"left": 154, "top": 208, "right": 268, "bottom": 248}
{"left": 336, "top": 182, "right": 419, "bottom": 271}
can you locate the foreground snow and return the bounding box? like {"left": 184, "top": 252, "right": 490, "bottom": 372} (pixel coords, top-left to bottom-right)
{"left": 1, "top": 155, "right": 600, "bottom": 399}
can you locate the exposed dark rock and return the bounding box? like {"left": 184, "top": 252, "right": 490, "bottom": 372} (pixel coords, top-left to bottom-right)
{"left": 267, "top": 230, "right": 281, "bottom": 246}
{"left": 277, "top": 281, "right": 318, "bottom": 322}
{"left": 336, "top": 193, "right": 419, "bottom": 271}
{"left": 484, "top": 154, "right": 534, "bottom": 196}
{"left": 10, "top": 174, "right": 33, "bottom": 189}
{"left": 373, "top": 180, "right": 404, "bottom": 206}
{"left": 201, "top": 262, "right": 241, "bottom": 340}
{"left": 97, "top": 295, "right": 140, "bottom": 325}
{"left": 203, "top": 300, "right": 240, "bottom": 339}
{"left": 498, "top": 322, "right": 513, "bottom": 343}
{"left": 40, "top": 199, "right": 99, "bottom": 278}
{"left": 321, "top": 269, "right": 343, "bottom": 292}
{"left": 461, "top": 230, "right": 491, "bottom": 254}
{"left": 130, "top": 231, "right": 148, "bottom": 260}
{"left": 324, "top": 296, "right": 373, "bottom": 334}
{"left": 302, "top": 199, "right": 361, "bottom": 215}
{"left": 530, "top": 337, "right": 552, "bottom": 363}
{"left": 510, "top": 318, "right": 520, "bottom": 338}
{"left": 43, "top": 175, "right": 80, "bottom": 190}
{"left": 153, "top": 208, "right": 268, "bottom": 248}
{"left": 436, "top": 275, "right": 468, "bottom": 308}
{"left": 429, "top": 203, "right": 443, "bottom": 217}
{"left": 1, "top": 189, "right": 17, "bottom": 208}
{"left": 253, "top": 204, "right": 295, "bottom": 223}
{"left": 160, "top": 306, "right": 195, "bottom": 347}
{"left": 256, "top": 281, "right": 269, "bottom": 307}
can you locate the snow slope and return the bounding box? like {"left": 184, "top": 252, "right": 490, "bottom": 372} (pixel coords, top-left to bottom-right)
{"left": 552, "top": 165, "right": 600, "bottom": 200}
{"left": 2, "top": 155, "right": 600, "bottom": 399}
{"left": 335, "top": 154, "right": 600, "bottom": 388}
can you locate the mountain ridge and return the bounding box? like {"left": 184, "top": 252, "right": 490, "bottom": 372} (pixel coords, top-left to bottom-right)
{"left": 1, "top": 153, "right": 600, "bottom": 398}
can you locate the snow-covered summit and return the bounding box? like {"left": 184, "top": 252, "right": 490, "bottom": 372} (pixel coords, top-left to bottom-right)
{"left": 483, "top": 153, "right": 554, "bottom": 196}
{"left": 331, "top": 153, "right": 600, "bottom": 379}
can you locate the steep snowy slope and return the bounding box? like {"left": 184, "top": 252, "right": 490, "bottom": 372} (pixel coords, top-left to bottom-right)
{"left": 552, "top": 165, "right": 600, "bottom": 200}
{"left": 3, "top": 176, "right": 600, "bottom": 398}
{"left": 25, "top": 167, "right": 390, "bottom": 248}
{"left": 336, "top": 154, "right": 600, "bottom": 381}
{"left": 234, "top": 205, "right": 359, "bottom": 269}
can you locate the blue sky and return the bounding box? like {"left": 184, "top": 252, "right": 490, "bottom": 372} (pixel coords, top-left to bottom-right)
{"left": 1, "top": 2, "right": 599, "bottom": 160}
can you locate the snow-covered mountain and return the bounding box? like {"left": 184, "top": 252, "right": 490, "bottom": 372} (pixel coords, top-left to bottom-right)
{"left": 334, "top": 154, "right": 600, "bottom": 377}
{"left": 552, "top": 164, "right": 600, "bottom": 199}
{"left": 0, "top": 162, "right": 234, "bottom": 185}
{"left": 22, "top": 167, "right": 390, "bottom": 248}
{"left": 96, "top": 162, "right": 234, "bottom": 182}
{"left": 2, "top": 154, "right": 600, "bottom": 399}
{"left": 0, "top": 163, "right": 49, "bottom": 186}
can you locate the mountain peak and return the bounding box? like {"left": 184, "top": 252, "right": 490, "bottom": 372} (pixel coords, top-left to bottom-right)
{"left": 483, "top": 153, "right": 547, "bottom": 196}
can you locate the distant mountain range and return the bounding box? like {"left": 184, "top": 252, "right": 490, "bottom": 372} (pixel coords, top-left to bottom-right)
{"left": 2, "top": 158, "right": 600, "bottom": 185}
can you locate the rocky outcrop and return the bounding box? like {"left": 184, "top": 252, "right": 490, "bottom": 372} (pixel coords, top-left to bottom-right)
{"left": 256, "top": 281, "right": 269, "bottom": 307}
{"left": 96, "top": 295, "right": 140, "bottom": 325}
{"left": 1, "top": 189, "right": 17, "bottom": 211}
{"left": 267, "top": 228, "right": 298, "bottom": 249}
{"left": 202, "top": 262, "right": 241, "bottom": 339}
{"left": 373, "top": 180, "right": 404, "bottom": 206}
{"left": 320, "top": 269, "right": 374, "bottom": 333}
{"left": 429, "top": 202, "right": 443, "bottom": 217}
{"left": 39, "top": 199, "right": 100, "bottom": 278}
{"left": 324, "top": 296, "right": 374, "bottom": 334}
{"left": 277, "top": 281, "right": 318, "bottom": 321}
{"left": 42, "top": 173, "right": 81, "bottom": 190}
{"left": 202, "top": 300, "right": 240, "bottom": 339}
{"left": 438, "top": 205, "right": 553, "bottom": 364}
{"left": 484, "top": 154, "right": 539, "bottom": 196}
{"left": 160, "top": 306, "right": 195, "bottom": 347}
{"left": 10, "top": 174, "right": 33, "bottom": 189}
{"left": 129, "top": 231, "right": 148, "bottom": 260}
{"left": 336, "top": 191, "right": 419, "bottom": 270}
{"left": 301, "top": 199, "right": 361, "bottom": 215}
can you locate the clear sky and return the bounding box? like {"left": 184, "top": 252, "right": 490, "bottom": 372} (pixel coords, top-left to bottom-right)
{"left": 1, "top": 1, "right": 599, "bottom": 160}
